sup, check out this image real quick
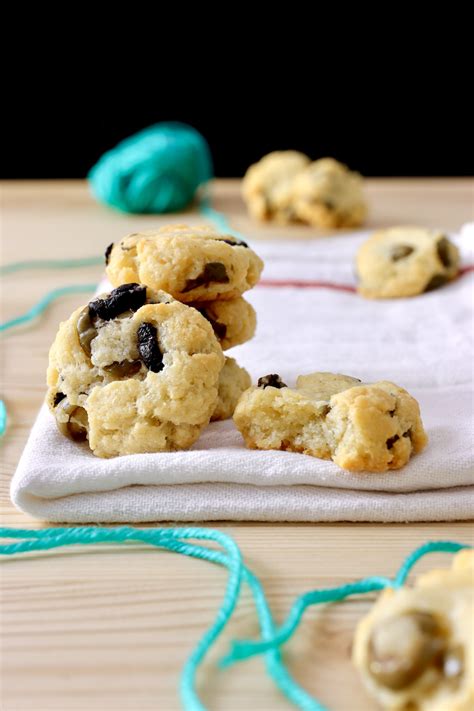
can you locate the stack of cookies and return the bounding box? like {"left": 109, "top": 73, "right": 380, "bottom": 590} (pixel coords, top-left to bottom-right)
{"left": 47, "top": 224, "right": 263, "bottom": 458}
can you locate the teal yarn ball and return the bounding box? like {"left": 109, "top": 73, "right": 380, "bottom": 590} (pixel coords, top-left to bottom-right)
{"left": 88, "top": 122, "right": 213, "bottom": 214}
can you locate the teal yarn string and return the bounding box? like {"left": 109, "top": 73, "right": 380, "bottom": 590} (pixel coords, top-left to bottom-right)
{"left": 0, "top": 526, "right": 321, "bottom": 711}
{"left": 89, "top": 122, "right": 213, "bottom": 214}
{"left": 223, "top": 540, "right": 471, "bottom": 667}
{"left": 0, "top": 399, "right": 7, "bottom": 437}
{"left": 0, "top": 284, "right": 97, "bottom": 334}
{"left": 0, "top": 257, "right": 103, "bottom": 275}
{"left": 393, "top": 540, "right": 469, "bottom": 588}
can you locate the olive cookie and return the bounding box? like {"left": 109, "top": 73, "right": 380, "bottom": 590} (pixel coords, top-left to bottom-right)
{"left": 106, "top": 224, "right": 264, "bottom": 302}
{"left": 353, "top": 549, "right": 473, "bottom": 710}
{"left": 292, "top": 158, "right": 367, "bottom": 228}
{"left": 233, "top": 372, "right": 427, "bottom": 472}
{"left": 190, "top": 297, "right": 256, "bottom": 351}
{"left": 47, "top": 283, "right": 224, "bottom": 458}
{"left": 212, "top": 357, "right": 252, "bottom": 421}
{"left": 356, "top": 227, "right": 460, "bottom": 298}
{"left": 242, "top": 150, "right": 310, "bottom": 223}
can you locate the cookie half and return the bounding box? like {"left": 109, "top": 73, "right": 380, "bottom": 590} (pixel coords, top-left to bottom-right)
{"left": 233, "top": 371, "right": 427, "bottom": 472}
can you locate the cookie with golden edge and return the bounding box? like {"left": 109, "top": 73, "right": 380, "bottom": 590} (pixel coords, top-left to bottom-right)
{"left": 106, "top": 224, "right": 263, "bottom": 303}
{"left": 233, "top": 372, "right": 427, "bottom": 472}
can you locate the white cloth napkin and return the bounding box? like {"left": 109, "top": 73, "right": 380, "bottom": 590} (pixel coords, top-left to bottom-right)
{"left": 11, "top": 225, "right": 474, "bottom": 522}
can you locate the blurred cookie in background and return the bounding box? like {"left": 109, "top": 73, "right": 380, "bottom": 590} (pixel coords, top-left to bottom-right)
{"left": 242, "top": 150, "right": 310, "bottom": 223}
{"left": 356, "top": 226, "right": 460, "bottom": 298}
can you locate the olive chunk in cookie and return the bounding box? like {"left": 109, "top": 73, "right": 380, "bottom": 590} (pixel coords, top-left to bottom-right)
{"left": 233, "top": 372, "right": 427, "bottom": 472}
{"left": 353, "top": 549, "right": 474, "bottom": 710}
{"left": 106, "top": 224, "right": 263, "bottom": 302}
{"left": 47, "top": 284, "right": 225, "bottom": 457}
{"left": 356, "top": 227, "right": 460, "bottom": 298}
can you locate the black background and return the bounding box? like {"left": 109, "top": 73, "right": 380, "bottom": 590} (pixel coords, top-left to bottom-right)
{"left": 3, "top": 19, "right": 473, "bottom": 179}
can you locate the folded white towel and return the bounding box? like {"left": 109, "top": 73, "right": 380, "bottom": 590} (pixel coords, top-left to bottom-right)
{"left": 11, "top": 225, "right": 474, "bottom": 522}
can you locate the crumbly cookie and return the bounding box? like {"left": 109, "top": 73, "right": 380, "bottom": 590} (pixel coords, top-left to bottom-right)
{"left": 212, "top": 357, "right": 252, "bottom": 421}
{"left": 291, "top": 158, "right": 367, "bottom": 228}
{"left": 353, "top": 549, "right": 474, "bottom": 710}
{"left": 106, "top": 224, "right": 263, "bottom": 302}
{"left": 242, "top": 150, "right": 310, "bottom": 223}
{"left": 233, "top": 372, "right": 427, "bottom": 472}
{"left": 47, "top": 283, "right": 224, "bottom": 458}
{"left": 190, "top": 297, "right": 256, "bottom": 351}
{"left": 356, "top": 227, "right": 460, "bottom": 298}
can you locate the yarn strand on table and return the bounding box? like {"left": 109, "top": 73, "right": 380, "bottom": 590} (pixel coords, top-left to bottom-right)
{"left": 222, "top": 540, "right": 471, "bottom": 667}
{"left": 0, "top": 526, "right": 324, "bottom": 711}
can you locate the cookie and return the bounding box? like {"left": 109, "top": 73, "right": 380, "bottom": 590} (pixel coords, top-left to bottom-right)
{"left": 233, "top": 371, "right": 427, "bottom": 472}
{"left": 106, "top": 224, "right": 263, "bottom": 302}
{"left": 242, "top": 150, "right": 310, "bottom": 223}
{"left": 212, "top": 357, "right": 252, "bottom": 421}
{"left": 356, "top": 227, "right": 460, "bottom": 298}
{"left": 353, "top": 549, "right": 474, "bottom": 710}
{"left": 47, "top": 283, "right": 224, "bottom": 458}
{"left": 190, "top": 297, "right": 256, "bottom": 351}
{"left": 291, "top": 157, "right": 367, "bottom": 228}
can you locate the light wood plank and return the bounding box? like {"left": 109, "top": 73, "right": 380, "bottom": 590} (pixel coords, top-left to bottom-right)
{"left": 1, "top": 179, "right": 473, "bottom": 710}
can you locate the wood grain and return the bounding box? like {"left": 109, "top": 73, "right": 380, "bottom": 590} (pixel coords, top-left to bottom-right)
{"left": 1, "top": 179, "right": 473, "bottom": 710}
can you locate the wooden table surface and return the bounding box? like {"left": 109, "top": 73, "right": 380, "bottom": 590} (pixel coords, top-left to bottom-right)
{"left": 1, "top": 179, "right": 473, "bottom": 710}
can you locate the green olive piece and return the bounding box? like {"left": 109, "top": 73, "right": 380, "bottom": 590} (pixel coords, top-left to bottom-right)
{"left": 368, "top": 611, "right": 446, "bottom": 690}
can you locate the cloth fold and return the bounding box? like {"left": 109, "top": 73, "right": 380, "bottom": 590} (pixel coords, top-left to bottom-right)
{"left": 11, "top": 226, "right": 474, "bottom": 522}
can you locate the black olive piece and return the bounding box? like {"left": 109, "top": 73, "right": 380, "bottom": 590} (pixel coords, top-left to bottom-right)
{"left": 104, "top": 243, "right": 114, "bottom": 266}
{"left": 221, "top": 238, "right": 249, "bottom": 248}
{"left": 258, "top": 374, "right": 287, "bottom": 389}
{"left": 137, "top": 323, "right": 164, "bottom": 373}
{"left": 104, "top": 360, "right": 142, "bottom": 378}
{"left": 391, "top": 244, "right": 414, "bottom": 261}
{"left": 197, "top": 308, "right": 227, "bottom": 340}
{"left": 424, "top": 274, "right": 449, "bottom": 292}
{"left": 89, "top": 283, "right": 147, "bottom": 321}
{"left": 436, "top": 237, "right": 452, "bottom": 268}
{"left": 53, "top": 392, "right": 66, "bottom": 407}
{"left": 386, "top": 434, "right": 400, "bottom": 449}
{"left": 183, "top": 263, "right": 230, "bottom": 293}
